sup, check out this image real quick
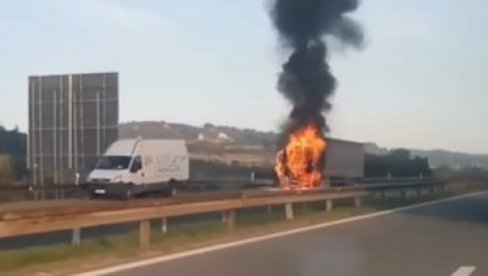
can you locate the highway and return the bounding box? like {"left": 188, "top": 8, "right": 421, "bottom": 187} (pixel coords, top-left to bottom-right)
{"left": 96, "top": 192, "right": 487, "bottom": 276}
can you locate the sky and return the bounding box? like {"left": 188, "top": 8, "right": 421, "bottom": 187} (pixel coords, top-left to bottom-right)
{"left": 0, "top": 0, "right": 487, "bottom": 153}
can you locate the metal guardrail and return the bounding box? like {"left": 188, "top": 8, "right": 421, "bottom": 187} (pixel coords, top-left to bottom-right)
{"left": 0, "top": 179, "right": 446, "bottom": 248}
{"left": 0, "top": 180, "right": 269, "bottom": 200}
{"left": 0, "top": 177, "right": 442, "bottom": 190}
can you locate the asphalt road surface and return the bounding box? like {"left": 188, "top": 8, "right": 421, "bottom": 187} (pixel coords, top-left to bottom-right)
{"left": 104, "top": 192, "right": 488, "bottom": 276}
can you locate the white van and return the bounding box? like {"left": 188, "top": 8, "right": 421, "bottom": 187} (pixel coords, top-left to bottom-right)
{"left": 86, "top": 138, "right": 189, "bottom": 198}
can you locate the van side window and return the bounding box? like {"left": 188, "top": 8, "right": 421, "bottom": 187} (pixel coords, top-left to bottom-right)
{"left": 130, "top": 156, "right": 142, "bottom": 173}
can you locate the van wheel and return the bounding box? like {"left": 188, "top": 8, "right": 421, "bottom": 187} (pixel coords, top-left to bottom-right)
{"left": 124, "top": 186, "right": 134, "bottom": 200}
{"left": 168, "top": 179, "right": 178, "bottom": 197}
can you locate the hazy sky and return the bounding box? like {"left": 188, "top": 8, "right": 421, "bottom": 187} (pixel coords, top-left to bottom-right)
{"left": 1, "top": 0, "right": 487, "bottom": 153}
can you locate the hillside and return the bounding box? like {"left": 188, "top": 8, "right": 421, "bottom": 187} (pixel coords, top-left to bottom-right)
{"left": 119, "top": 121, "right": 276, "bottom": 148}
{"left": 119, "top": 121, "right": 277, "bottom": 166}
{"left": 120, "top": 121, "right": 488, "bottom": 170}
{"left": 364, "top": 143, "right": 488, "bottom": 169}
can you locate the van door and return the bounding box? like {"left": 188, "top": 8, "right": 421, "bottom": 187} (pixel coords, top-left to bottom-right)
{"left": 129, "top": 155, "right": 145, "bottom": 185}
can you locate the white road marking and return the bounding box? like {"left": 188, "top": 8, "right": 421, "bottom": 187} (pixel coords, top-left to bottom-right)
{"left": 451, "top": 266, "right": 476, "bottom": 276}
{"left": 73, "top": 191, "right": 488, "bottom": 276}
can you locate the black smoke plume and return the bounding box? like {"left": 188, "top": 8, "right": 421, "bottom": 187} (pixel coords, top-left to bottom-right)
{"left": 270, "top": 0, "right": 364, "bottom": 146}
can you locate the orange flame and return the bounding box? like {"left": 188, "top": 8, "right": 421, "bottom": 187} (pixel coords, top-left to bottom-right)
{"left": 275, "top": 123, "right": 327, "bottom": 189}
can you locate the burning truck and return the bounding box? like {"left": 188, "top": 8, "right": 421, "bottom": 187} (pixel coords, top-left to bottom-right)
{"left": 269, "top": 0, "right": 363, "bottom": 189}
{"left": 274, "top": 126, "right": 365, "bottom": 190}
{"left": 275, "top": 123, "right": 326, "bottom": 189}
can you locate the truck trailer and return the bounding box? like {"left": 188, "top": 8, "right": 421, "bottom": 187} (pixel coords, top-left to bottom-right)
{"left": 325, "top": 138, "right": 365, "bottom": 186}
{"left": 86, "top": 138, "right": 189, "bottom": 198}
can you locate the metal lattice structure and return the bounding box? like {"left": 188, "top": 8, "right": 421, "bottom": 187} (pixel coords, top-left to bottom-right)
{"left": 27, "top": 72, "right": 119, "bottom": 186}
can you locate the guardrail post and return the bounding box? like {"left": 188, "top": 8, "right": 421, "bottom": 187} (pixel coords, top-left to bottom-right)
{"left": 285, "top": 203, "right": 294, "bottom": 220}
{"left": 225, "top": 210, "right": 236, "bottom": 231}
{"left": 161, "top": 217, "right": 168, "bottom": 234}
{"left": 266, "top": 205, "right": 273, "bottom": 216}
{"left": 429, "top": 187, "right": 434, "bottom": 195}
{"left": 438, "top": 185, "right": 446, "bottom": 194}
{"left": 139, "top": 220, "right": 151, "bottom": 248}
{"left": 326, "top": 199, "right": 333, "bottom": 212}
{"left": 33, "top": 190, "right": 39, "bottom": 201}
{"left": 354, "top": 197, "right": 362, "bottom": 208}
{"left": 440, "top": 185, "right": 446, "bottom": 194}
{"left": 71, "top": 228, "right": 81, "bottom": 246}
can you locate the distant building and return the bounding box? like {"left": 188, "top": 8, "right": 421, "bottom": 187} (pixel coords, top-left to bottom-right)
{"left": 27, "top": 72, "right": 119, "bottom": 185}
{"left": 217, "top": 132, "right": 232, "bottom": 142}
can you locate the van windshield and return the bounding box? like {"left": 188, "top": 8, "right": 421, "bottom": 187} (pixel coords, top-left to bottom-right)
{"left": 95, "top": 156, "right": 131, "bottom": 170}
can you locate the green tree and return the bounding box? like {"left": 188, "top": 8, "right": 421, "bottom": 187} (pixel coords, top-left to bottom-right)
{"left": 0, "top": 126, "right": 27, "bottom": 180}
{"left": 365, "top": 149, "right": 432, "bottom": 178}
{"left": 0, "top": 154, "right": 13, "bottom": 183}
